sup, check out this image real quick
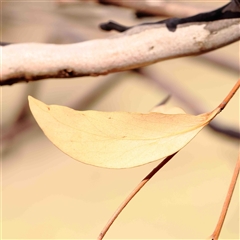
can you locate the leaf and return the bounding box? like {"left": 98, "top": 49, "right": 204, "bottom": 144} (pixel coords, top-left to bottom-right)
{"left": 28, "top": 96, "right": 219, "bottom": 168}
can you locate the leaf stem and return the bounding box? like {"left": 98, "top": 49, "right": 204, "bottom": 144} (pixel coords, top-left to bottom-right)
{"left": 97, "top": 152, "right": 177, "bottom": 240}
{"left": 97, "top": 79, "right": 240, "bottom": 240}
{"left": 218, "top": 79, "right": 240, "bottom": 111}
{"left": 210, "top": 154, "right": 240, "bottom": 240}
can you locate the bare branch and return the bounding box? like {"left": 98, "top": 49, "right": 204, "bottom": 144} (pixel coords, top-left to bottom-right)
{"left": 1, "top": 19, "right": 239, "bottom": 85}
{"left": 209, "top": 154, "right": 240, "bottom": 240}
{"left": 98, "top": 153, "right": 177, "bottom": 239}
{"left": 1, "top": 2, "right": 240, "bottom": 85}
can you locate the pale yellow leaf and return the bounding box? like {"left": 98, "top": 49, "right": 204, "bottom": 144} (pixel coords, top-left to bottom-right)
{"left": 28, "top": 96, "right": 219, "bottom": 168}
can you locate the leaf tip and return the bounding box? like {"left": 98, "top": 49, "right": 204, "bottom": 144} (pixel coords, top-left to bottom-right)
{"left": 28, "top": 95, "right": 38, "bottom": 107}
{"left": 28, "top": 96, "right": 50, "bottom": 117}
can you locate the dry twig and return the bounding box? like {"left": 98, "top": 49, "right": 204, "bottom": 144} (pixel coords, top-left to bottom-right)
{"left": 209, "top": 154, "right": 240, "bottom": 240}
{"left": 97, "top": 80, "right": 240, "bottom": 239}
{"left": 97, "top": 153, "right": 177, "bottom": 240}
{"left": 135, "top": 68, "right": 240, "bottom": 139}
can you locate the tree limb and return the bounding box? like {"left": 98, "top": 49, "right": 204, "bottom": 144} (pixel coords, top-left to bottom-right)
{"left": 1, "top": 1, "right": 240, "bottom": 85}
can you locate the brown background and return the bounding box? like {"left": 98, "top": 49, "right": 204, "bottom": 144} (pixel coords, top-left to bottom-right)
{"left": 2, "top": 1, "right": 239, "bottom": 239}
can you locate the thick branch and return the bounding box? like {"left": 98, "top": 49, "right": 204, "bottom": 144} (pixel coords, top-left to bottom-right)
{"left": 1, "top": 7, "right": 240, "bottom": 85}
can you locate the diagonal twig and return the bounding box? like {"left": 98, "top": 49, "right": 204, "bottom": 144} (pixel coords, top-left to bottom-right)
{"left": 97, "top": 153, "right": 177, "bottom": 240}
{"left": 135, "top": 68, "right": 240, "bottom": 139}
{"left": 97, "top": 79, "right": 239, "bottom": 239}
{"left": 209, "top": 153, "right": 240, "bottom": 240}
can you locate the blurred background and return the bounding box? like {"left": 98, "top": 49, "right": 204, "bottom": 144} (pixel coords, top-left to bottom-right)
{"left": 2, "top": 1, "right": 239, "bottom": 239}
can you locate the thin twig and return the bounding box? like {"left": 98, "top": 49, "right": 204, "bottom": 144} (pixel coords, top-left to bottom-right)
{"left": 97, "top": 153, "right": 177, "bottom": 240}
{"left": 98, "top": 80, "right": 239, "bottom": 239}
{"left": 150, "top": 94, "right": 171, "bottom": 111}
{"left": 218, "top": 79, "right": 240, "bottom": 111}
{"left": 209, "top": 154, "right": 240, "bottom": 240}
{"left": 136, "top": 69, "right": 240, "bottom": 139}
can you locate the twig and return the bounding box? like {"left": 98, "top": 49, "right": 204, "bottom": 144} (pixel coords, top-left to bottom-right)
{"left": 218, "top": 79, "right": 240, "bottom": 111}
{"left": 97, "top": 153, "right": 177, "bottom": 240}
{"left": 136, "top": 69, "right": 240, "bottom": 139}
{"left": 97, "top": 80, "right": 239, "bottom": 239}
{"left": 153, "top": 94, "right": 171, "bottom": 108}
{"left": 209, "top": 153, "right": 240, "bottom": 240}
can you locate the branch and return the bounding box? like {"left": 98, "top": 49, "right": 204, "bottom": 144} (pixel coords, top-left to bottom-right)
{"left": 209, "top": 153, "right": 240, "bottom": 240}
{"left": 135, "top": 69, "right": 240, "bottom": 139}
{"left": 1, "top": 1, "right": 240, "bottom": 85}
{"left": 97, "top": 79, "right": 239, "bottom": 239}
{"left": 100, "top": 1, "right": 240, "bottom": 32}
{"left": 98, "top": 153, "right": 177, "bottom": 239}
